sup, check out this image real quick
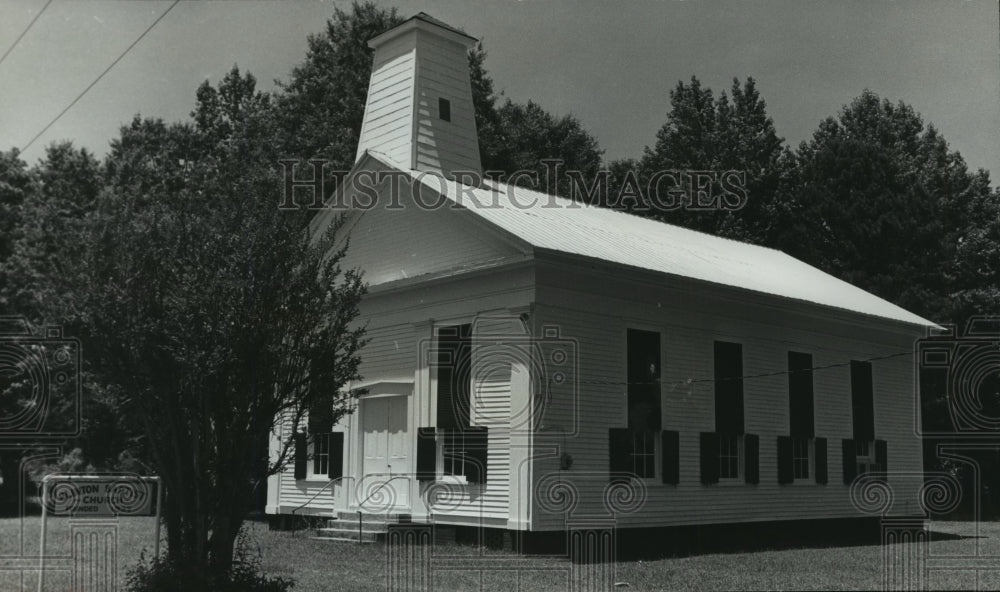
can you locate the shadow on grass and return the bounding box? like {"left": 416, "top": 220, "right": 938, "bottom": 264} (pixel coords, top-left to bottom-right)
{"left": 605, "top": 518, "right": 983, "bottom": 562}
{"left": 927, "top": 529, "right": 982, "bottom": 542}
{"left": 470, "top": 517, "right": 974, "bottom": 563}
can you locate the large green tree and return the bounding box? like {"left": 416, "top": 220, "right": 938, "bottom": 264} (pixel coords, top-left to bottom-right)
{"left": 1, "top": 143, "right": 101, "bottom": 322}
{"left": 787, "top": 90, "right": 996, "bottom": 324}
{"left": 82, "top": 68, "right": 367, "bottom": 579}
{"left": 638, "top": 76, "right": 791, "bottom": 243}
{"left": 0, "top": 144, "right": 112, "bottom": 509}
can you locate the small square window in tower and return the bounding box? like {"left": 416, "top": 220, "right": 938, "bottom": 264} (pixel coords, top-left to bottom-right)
{"left": 438, "top": 97, "right": 451, "bottom": 122}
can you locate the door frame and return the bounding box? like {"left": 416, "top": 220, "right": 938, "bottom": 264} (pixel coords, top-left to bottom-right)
{"left": 348, "top": 382, "right": 414, "bottom": 512}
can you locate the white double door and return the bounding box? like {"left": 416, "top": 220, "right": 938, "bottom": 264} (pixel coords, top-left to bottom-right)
{"left": 359, "top": 395, "right": 410, "bottom": 509}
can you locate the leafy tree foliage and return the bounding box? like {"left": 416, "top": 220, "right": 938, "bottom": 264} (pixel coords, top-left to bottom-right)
{"left": 0, "top": 145, "right": 116, "bottom": 502}
{"left": 276, "top": 1, "right": 402, "bottom": 176}
{"left": 83, "top": 68, "right": 367, "bottom": 575}
{"left": 787, "top": 90, "right": 996, "bottom": 324}
{"left": 0, "top": 149, "right": 33, "bottom": 298}
{"left": 469, "top": 40, "right": 604, "bottom": 197}
{"left": 276, "top": 1, "right": 603, "bottom": 199}
{"left": 469, "top": 45, "right": 504, "bottom": 172}
{"left": 638, "top": 76, "right": 791, "bottom": 243}
{"left": 471, "top": 43, "right": 605, "bottom": 193}
{"left": 484, "top": 100, "right": 604, "bottom": 198}
{"left": 636, "top": 80, "right": 999, "bottom": 330}
{"left": 0, "top": 143, "right": 101, "bottom": 321}
{"left": 949, "top": 186, "right": 1000, "bottom": 323}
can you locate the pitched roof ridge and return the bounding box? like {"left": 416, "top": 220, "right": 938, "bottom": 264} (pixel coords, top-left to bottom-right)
{"left": 358, "top": 153, "right": 935, "bottom": 328}
{"left": 472, "top": 175, "right": 788, "bottom": 256}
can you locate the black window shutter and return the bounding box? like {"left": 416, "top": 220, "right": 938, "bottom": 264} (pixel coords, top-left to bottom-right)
{"left": 875, "top": 439, "right": 888, "bottom": 474}
{"left": 842, "top": 438, "right": 857, "bottom": 484}
{"left": 744, "top": 433, "right": 760, "bottom": 484}
{"left": 814, "top": 437, "right": 827, "bottom": 484}
{"left": 714, "top": 342, "right": 745, "bottom": 435}
{"left": 437, "top": 325, "right": 472, "bottom": 430}
{"left": 436, "top": 363, "right": 457, "bottom": 429}
{"left": 465, "top": 427, "right": 489, "bottom": 484}
{"left": 851, "top": 361, "right": 875, "bottom": 441}
{"left": 609, "top": 428, "right": 632, "bottom": 477}
{"left": 788, "top": 352, "right": 814, "bottom": 438}
{"left": 777, "top": 435, "right": 793, "bottom": 484}
{"left": 700, "top": 432, "right": 719, "bottom": 485}
{"left": 327, "top": 432, "right": 345, "bottom": 479}
{"left": 308, "top": 397, "right": 333, "bottom": 434}
{"left": 628, "top": 329, "right": 662, "bottom": 432}
{"left": 661, "top": 430, "right": 679, "bottom": 485}
{"left": 293, "top": 432, "right": 307, "bottom": 481}
{"left": 416, "top": 427, "right": 437, "bottom": 481}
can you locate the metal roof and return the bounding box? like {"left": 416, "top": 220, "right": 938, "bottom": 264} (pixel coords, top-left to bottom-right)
{"left": 367, "top": 12, "right": 479, "bottom": 48}
{"left": 362, "top": 151, "right": 937, "bottom": 328}
{"left": 412, "top": 12, "right": 478, "bottom": 42}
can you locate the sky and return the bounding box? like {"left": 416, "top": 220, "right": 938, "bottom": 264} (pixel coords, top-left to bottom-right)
{"left": 1, "top": 0, "right": 998, "bottom": 179}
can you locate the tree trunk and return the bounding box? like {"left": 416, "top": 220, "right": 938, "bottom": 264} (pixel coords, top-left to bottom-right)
{"left": 209, "top": 520, "right": 238, "bottom": 575}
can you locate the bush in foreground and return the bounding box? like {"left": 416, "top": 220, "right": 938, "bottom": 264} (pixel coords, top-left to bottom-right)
{"left": 126, "top": 538, "right": 294, "bottom": 592}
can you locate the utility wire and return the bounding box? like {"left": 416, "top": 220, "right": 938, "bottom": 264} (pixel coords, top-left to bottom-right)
{"left": 549, "top": 349, "right": 915, "bottom": 388}
{"left": 20, "top": 0, "right": 180, "bottom": 152}
{"left": 447, "top": 348, "right": 917, "bottom": 388}
{"left": 0, "top": 0, "right": 53, "bottom": 69}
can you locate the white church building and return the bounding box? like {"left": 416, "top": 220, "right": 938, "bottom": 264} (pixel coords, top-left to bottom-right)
{"left": 266, "top": 13, "right": 934, "bottom": 549}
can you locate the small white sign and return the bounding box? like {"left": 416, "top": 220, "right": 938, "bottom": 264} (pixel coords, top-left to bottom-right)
{"left": 46, "top": 477, "right": 154, "bottom": 516}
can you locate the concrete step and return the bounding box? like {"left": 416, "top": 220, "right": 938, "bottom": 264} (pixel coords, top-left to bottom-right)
{"left": 309, "top": 535, "right": 378, "bottom": 544}
{"left": 325, "top": 518, "right": 392, "bottom": 530}
{"left": 317, "top": 525, "right": 386, "bottom": 537}
{"left": 314, "top": 527, "right": 384, "bottom": 543}
{"left": 336, "top": 511, "right": 410, "bottom": 521}
{"left": 311, "top": 521, "right": 457, "bottom": 545}
{"left": 309, "top": 511, "right": 418, "bottom": 544}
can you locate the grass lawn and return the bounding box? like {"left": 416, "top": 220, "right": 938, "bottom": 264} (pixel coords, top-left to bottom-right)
{"left": 1, "top": 517, "right": 997, "bottom": 590}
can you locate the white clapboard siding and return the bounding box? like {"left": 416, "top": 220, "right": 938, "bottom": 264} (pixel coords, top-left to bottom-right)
{"left": 335, "top": 180, "right": 520, "bottom": 288}
{"left": 356, "top": 20, "right": 481, "bottom": 178}
{"left": 419, "top": 316, "right": 525, "bottom": 520}
{"left": 529, "top": 258, "right": 925, "bottom": 531}
{"left": 271, "top": 267, "right": 535, "bottom": 524}
{"left": 412, "top": 29, "right": 482, "bottom": 177}
{"left": 356, "top": 33, "right": 416, "bottom": 166}
{"left": 356, "top": 324, "right": 418, "bottom": 379}
{"left": 270, "top": 411, "right": 345, "bottom": 516}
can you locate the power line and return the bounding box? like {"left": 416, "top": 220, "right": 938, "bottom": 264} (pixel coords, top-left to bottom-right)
{"left": 0, "top": 0, "right": 53, "bottom": 69}
{"left": 20, "top": 0, "right": 180, "bottom": 152}
{"left": 563, "top": 350, "right": 914, "bottom": 388}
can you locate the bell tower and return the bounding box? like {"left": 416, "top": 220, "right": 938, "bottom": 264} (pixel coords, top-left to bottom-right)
{"left": 356, "top": 13, "right": 483, "bottom": 180}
